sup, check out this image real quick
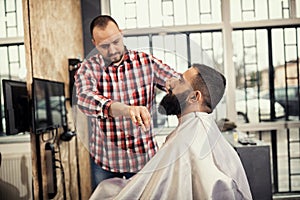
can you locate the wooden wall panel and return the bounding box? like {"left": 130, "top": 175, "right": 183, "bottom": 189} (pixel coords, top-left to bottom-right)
{"left": 22, "top": 0, "right": 91, "bottom": 199}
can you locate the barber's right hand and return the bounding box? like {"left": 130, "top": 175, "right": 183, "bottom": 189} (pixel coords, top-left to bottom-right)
{"left": 128, "top": 106, "right": 151, "bottom": 132}
{"left": 165, "top": 76, "right": 178, "bottom": 93}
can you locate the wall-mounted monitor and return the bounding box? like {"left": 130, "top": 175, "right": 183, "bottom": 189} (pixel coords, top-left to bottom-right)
{"left": 32, "top": 78, "right": 67, "bottom": 134}
{"left": 2, "top": 79, "right": 30, "bottom": 135}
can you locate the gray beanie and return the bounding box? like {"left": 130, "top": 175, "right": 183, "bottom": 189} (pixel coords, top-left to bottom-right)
{"left": 192, "top": 63, "right": 226, "bottom": 110}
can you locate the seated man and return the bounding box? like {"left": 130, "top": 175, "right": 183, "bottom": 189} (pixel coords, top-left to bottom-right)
{"left": 90, "top": 63, "right": 252, "bottom": 200}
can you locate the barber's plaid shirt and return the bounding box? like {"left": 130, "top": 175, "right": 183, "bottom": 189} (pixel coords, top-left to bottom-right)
{"left": 75, "top": 49, "right": 179, "bottom": 173}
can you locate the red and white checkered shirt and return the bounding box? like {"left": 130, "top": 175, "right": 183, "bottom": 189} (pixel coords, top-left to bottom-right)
{"left": 75, "top": 49, "right": 180, "bottom": 173}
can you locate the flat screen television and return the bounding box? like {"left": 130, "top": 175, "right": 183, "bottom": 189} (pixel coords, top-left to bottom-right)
{"left": 2, "top": 79, "right": 30, "bottom": 135}
{"left": 32, "top": 78, "right": 67, "bottom": 134}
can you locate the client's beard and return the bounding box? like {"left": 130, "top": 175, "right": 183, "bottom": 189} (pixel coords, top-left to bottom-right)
{"left": 158, "top": 90, "right": 190, "bottom": 116}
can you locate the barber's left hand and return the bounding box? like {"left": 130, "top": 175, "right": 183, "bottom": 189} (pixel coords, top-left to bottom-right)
{"left": 109, "top": 102, "right": 151, "bottom": 132}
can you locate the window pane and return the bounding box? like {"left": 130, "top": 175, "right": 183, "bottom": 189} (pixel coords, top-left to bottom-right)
{"left": 0, "top": 45, "right": 25, "bottom": 80}
{"left": 0, "top": 46, "right": 9, "bottom": 77}
{"left": 124, "top": 36, "right": 150, "bottom": 53}
{"left": 189, "top": 32, "right": 223, "bottom": 70}
{"left": 0, "top": 0, "right": 24, "bottom": 37}
{"left": 152, "top": 33, "right": 188, "bottom": 73}
{"left": 231, "top": 0, "right": 300, "bottom": 22}
{"left": 110, "top": 0, "right": 221, "bottom": 29}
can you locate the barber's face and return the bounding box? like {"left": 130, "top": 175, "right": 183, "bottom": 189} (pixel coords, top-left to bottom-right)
{"left": 92, "top": 21, "right": 125, "bottom": 64}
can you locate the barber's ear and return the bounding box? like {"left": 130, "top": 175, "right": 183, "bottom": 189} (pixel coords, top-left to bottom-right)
{"left": 92, "top": 38, "right": 96, "bottom": 46}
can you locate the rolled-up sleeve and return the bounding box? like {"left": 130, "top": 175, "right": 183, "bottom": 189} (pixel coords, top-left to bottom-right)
{"left": 150, "top": 55, "right": 181, "bottom": 91}
{"left": 74, "top": 57, "right": 113, "bottom": 119}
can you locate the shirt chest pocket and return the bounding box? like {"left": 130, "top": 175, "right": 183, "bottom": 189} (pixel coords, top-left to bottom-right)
{"left": 129, "top": 82, "right": 152, "bottom": 106}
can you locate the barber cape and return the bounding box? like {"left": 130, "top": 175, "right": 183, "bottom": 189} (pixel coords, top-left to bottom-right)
{"left": 90, "top": 112, "right": 253, "bottom": 200}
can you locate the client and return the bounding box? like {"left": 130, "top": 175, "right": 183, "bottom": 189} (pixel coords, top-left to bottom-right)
{"left": 90, "top": 63, "right": 252, "bottom": 200}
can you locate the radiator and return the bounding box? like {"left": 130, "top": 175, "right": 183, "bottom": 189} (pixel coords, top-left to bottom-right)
{"left": 0, "top": 153, "right": 32, "bottom": 200}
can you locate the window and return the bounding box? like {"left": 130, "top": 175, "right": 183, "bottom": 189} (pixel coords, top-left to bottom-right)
{"left": 108, "top": 1, "right": 300, "bottom": 192}
{"left": 108, "top": 0, "right": 300, "bottom": 124}
{"left": 0, "top": 0, "right": 25, "bottom": 134}
{"left": 110, "top": 0, "right": 221, "bottom": 29}
{"left": 230, "top": 0, "right": 300, "bottom": 21}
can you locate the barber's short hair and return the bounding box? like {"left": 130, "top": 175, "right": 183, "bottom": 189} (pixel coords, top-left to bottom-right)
{"left": 90, "top": 15, "right": 119, "bottom": 37}
{"left": 191, "top": 63, "right": 226, "bottom": 111}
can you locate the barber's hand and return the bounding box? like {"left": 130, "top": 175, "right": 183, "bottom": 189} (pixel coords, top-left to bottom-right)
{"left": 128, "top": 106, "right": 151, "bottom": 132}
{"left": 109, "top": 102, "right": 151, "bottom": 132}
{"left": 165, "top": 77, "right": 178, "bottom": 93}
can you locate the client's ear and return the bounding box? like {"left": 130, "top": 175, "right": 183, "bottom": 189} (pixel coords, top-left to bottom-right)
{"left": 189, "top": 91, "right": 201, "bottom": 102}
{"left": 194, "top": 91, "right": 202, "bottom": 101}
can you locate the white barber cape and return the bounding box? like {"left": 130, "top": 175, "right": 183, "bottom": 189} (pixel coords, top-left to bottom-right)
{"left": 90, "top": 112, "right": 253, "bottom": 200}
